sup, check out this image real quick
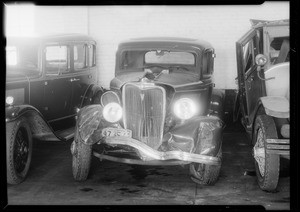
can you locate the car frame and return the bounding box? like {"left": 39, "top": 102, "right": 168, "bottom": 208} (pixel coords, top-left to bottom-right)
{"left": 71, "top": 37, "right": 224, "bottom": 185}
{"left": 6, "top": 34, "right": 104, "bottom": 184}
{"left": 234, "top": 19, "right": 290, "bottom": 191}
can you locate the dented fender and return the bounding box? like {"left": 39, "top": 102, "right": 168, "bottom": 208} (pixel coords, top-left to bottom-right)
{"left": 76, "top": 104, "right": 110, "bottom": 145}
{"left": 165, "top": 116, "right": 224, "bottom": 157}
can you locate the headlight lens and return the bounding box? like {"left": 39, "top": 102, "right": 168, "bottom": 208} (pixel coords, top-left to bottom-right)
{"left": 173, "top": 98, "right": 197, "bottom": 120}
{"left": 103, "top": 102, "right": 122, "bottom": 123}
{"left": 6, "top": 96, "right": 14, "bottom": 105}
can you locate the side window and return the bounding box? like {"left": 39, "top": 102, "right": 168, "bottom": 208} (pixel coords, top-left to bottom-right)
{"left": 242, "top": 39, "right": 254, "bottom": 72}
{"left": 88, "top": 44, "right": 96, "bottom": 67}
{"left": 45, "top": 45, "right": 69, "bottom": 75}
{"left": 202, "top": 50, "right": 214, "bottom": 77}
{"left": 74, "top": 44, "right": 87, "bottom": 71}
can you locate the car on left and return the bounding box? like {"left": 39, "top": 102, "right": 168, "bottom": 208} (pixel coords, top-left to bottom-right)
{"left": 6, "top": 34, "right": 104, "bottom": 184}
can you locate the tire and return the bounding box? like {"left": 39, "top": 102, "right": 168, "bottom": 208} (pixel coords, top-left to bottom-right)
{"left": 6, "top": 117, "right": 32, "bottom": 184}
{"left": 72, "top": 129, "right": 92, "bottom": 181}
{"left": 253, "top": 115, "right": 280, "bottom": 192}
{"left": 189, "top": 148, "right": 222, "bottom": 185}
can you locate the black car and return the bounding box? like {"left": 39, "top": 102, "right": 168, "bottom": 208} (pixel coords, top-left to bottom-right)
{"left": 234, "top": 20, "right": 289, "bottom": 191}
{"left": 71, "top": 37, "right": 224, "bottom": 185}
{"left": 6, "top": 34, "right": 104, "bottom": 184}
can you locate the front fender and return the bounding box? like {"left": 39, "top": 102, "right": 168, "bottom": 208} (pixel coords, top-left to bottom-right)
{"left": 260, "top": 96, "right": 289, "bottom": 118}
{"left": 166, "top": 116, "right": 224, "bottom": 157}
{"left": 76, "top": 104, "right": 113, "bottom": 145}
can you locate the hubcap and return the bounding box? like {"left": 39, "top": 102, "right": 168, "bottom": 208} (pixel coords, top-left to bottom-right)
{"left": 13, "top": 128, "right": 29, "bottom": 174}
{"left": 253, "top": 128, "right": 265, "bottom": 177}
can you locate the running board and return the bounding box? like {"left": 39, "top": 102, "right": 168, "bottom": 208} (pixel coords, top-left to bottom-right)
{"left": 33, "top": 127, "right": 74, "bottom": 141}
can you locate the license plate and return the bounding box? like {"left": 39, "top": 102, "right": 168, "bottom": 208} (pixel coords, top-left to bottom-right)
{"left": 102, "top": 128, "right": 132, "bottom": 138}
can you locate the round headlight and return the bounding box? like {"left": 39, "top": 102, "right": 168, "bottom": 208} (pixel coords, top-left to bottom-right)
{"left": 173, "top": 98, "right": 197, "bottom": 120}
{"left": 103, "top": 102, "right": 123, "bottom": 123}
{"left": 6, "top": 96, "right": 14, "bottom": 105}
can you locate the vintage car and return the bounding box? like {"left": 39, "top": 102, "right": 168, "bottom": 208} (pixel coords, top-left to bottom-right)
{"left": 6, "top": 34, "right": 104, "bottom": 184}
{"left": 71, "top": 37, "right": 224, "bottom": 185}
{"left": 234, "top": 20, "right": 289, "bottom": 191}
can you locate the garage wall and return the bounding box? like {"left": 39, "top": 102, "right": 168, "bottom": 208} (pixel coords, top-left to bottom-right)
{"left": 5, "top": 2, "right": 289, "bottom": 89}
{"left": 88, "top": 3, "right": 289, "bottom": 89}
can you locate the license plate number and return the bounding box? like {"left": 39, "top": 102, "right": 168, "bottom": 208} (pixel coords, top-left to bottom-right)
{"left": 102, "top": 128, "right": 132, "bottom": 138}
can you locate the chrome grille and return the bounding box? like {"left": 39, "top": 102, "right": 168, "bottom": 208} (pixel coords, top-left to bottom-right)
{"left": 123, "top": 83, "right": 166, "bottom": 150}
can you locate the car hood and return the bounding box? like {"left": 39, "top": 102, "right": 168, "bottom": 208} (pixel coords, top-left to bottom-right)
{"left": 111, "top": 71, "right": 201, "bottom": 90}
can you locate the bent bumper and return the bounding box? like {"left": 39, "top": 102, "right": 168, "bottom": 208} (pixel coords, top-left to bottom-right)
{"left": 103, "top": 136, "right": 221, "bottom": 165}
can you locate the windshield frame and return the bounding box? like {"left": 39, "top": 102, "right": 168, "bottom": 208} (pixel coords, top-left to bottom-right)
{"left": 263, "top": 25, "right": 289, "bottom": 67}
{"left": 116, "top": 47, "right": 200, "bottom": 76}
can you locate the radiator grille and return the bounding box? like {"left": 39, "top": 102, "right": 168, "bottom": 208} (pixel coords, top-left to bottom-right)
{"left": 123, "top": 83, "right": 166, "bottom": 150}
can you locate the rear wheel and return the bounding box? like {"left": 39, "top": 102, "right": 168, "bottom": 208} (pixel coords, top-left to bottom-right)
{"left": 253, "top": 115, "right": 280, "bottom": 192}
{"left": 6, "top": 117, "right": 32, "bottom": 184}
{"left": 71, "top": 129, "right": 92, "bottom": 181}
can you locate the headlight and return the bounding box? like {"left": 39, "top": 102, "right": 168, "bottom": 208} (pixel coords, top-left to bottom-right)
{"left": 173, "top": 98, "right": 198, "bottom": 120}
{"left": 103, "top": 102, "right": 123, "bottom": 123}
{"left": 6, "top": 96, "right": 14, "bottom": 105}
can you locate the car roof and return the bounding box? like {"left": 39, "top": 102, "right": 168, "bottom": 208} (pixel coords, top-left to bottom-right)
{"left": 6, "top": 33, "right": 95, "bottom": 45}
{"left": 117, "top": 37, "right": 213, "bottom": 51}
{"left": 250, "top": 19, "right": 289, "bottom": 29}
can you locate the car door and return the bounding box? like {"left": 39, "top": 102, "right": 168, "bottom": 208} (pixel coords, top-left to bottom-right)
{"left": 236, "top": 28, "right": 263, "bottom": 127}
{"left": 69, "top": 42, "right": 97, "bottom": 113}
{"left": 43, "top": 43, "right": 73, "bottom": 121}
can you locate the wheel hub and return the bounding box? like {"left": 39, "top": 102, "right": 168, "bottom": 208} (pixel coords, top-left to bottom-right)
{"left": 253, "top": 128, "right": 265, "bottom": 177}
{"left": 14, "top": 129, "right": 29, "bottom": 173}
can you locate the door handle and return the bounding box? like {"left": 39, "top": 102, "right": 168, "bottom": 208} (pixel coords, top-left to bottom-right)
{"left": 69, "top": 78, "right": 80, "bottom": 82}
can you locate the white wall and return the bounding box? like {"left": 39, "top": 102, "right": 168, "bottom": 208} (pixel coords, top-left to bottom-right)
{"left": 88, "top": 3, "right": 289, "bottom": 89}
{"left": 5, "top": 2, "right": 289, "bottom": 89}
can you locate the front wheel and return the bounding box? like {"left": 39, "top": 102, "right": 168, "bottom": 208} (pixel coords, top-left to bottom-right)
{"left": 6, "top": 117, "right": 33, "bottom": 184}
{"left": 189, "top": 148, "right": 222, "bottom": 185}
{"left": 253, "top": 115, "right": 280, "bottom": 192}
{"left": 71, "top": 129, "right": 92, "bottom": 181}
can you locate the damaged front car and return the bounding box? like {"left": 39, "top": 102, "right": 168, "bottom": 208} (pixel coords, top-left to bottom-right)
{"left": 71, "top": 38, "right": 224, "bottom": 185}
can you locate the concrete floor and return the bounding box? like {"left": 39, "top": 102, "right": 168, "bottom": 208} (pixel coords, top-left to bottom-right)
{"left": 6, "top": 123, "right": 290, "bottom": 209}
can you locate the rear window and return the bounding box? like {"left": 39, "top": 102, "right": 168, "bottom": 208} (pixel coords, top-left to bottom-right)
{"left": 145, "top": 51, "right": 195, "bottom": 65}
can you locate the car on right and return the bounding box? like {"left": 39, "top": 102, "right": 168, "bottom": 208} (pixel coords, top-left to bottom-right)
{"left": 234, "top": 19, "right": 289, "bottom": 192}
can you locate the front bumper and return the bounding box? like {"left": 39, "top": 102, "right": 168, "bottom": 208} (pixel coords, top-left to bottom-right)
{"left": 266, "top": 138, "right": 290, "bottom": 156}
{"left": 100, "top": 136, "right": 221, "bottom": 166}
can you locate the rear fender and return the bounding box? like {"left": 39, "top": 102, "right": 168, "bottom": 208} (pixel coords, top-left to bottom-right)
{"left": 210, "top": 89, "right": 225, "bottom": 121}
{"left": 6, "top": 105, "right": 63, "bottom": 141}
{"left": 81, "top": 84, "right": 106, "bottom": 107}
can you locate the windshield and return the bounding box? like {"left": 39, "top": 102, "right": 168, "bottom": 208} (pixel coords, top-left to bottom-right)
{"left": 6, "top": 43, "right": 40, "bottom": 76}
{"left": 266, "top": 25, "right": 289, "bottom": 65}
{"left": 119, "top": 50, "right": 196, "bottom": 72}
{"left": 269, "top": 36, "right": 289, "bottom": 65}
